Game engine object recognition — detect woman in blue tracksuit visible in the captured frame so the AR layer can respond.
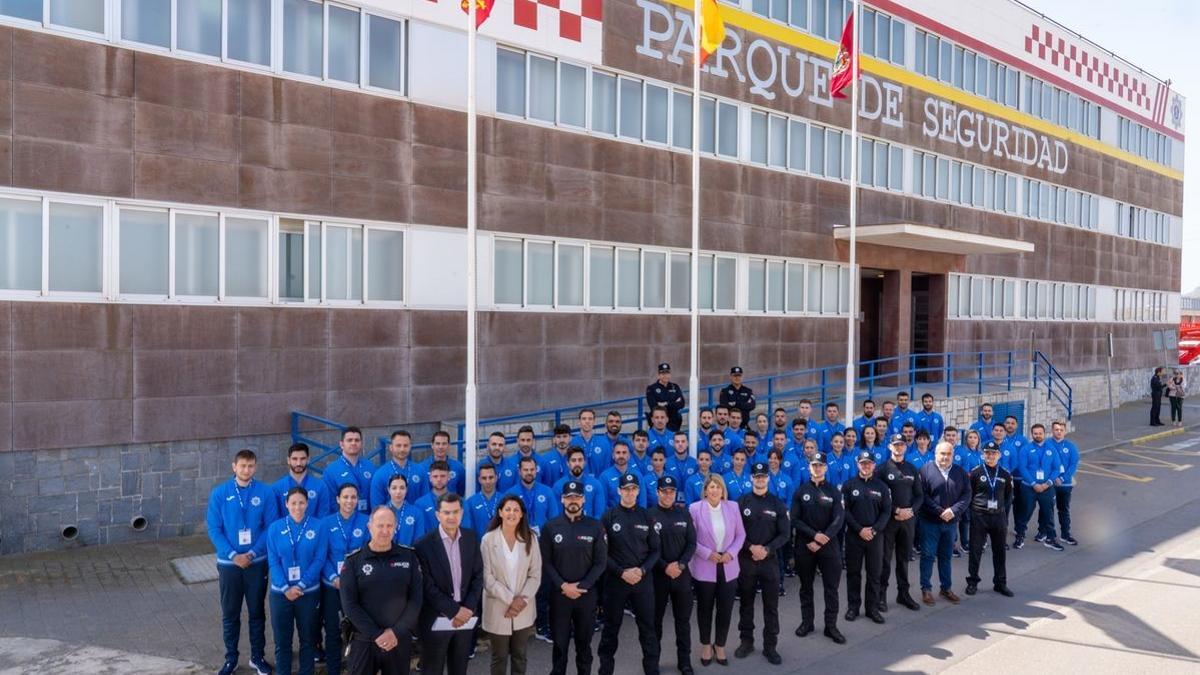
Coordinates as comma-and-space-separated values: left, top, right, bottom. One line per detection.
320, 483, 369, 675
267, 487, 328, 675
386, 473, 427, 546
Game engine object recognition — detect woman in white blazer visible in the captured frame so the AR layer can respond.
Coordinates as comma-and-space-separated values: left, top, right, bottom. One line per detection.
481, 494, 543, 675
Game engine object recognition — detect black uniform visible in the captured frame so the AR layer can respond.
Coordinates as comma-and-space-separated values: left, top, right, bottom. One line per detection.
598, 505, 662, 675
646, 381, 686, 432
719, 384, 756, 429
541, 513, 607, 675
648, 503, 697, 670
877, 458, 924, 602
841, 475, 892, 616
967, 464, 1014, 588
338, 544, 423, 675
736, 490, 790, 652
790, 480, 844, 630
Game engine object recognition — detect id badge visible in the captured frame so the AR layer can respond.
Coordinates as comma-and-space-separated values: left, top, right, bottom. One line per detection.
337, 561, 345, 574
358, 498, 368, 512
986, 499, 999, 511
238, 529, 252, 546
1035, 470, 1045, 481
288, 566, 301, 582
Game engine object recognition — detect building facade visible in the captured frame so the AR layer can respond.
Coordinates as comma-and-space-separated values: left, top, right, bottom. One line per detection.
0, 0, 1184, 553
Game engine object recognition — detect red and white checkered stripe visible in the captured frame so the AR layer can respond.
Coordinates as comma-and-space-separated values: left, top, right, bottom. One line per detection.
512, 0, 603, 42
1023, 24, 1156, 115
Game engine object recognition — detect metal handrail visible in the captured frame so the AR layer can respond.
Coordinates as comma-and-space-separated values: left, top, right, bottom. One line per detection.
1032, 350, 1074, 420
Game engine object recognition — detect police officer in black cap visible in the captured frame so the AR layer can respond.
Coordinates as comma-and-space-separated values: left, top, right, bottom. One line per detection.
648, 475, 697, 674
735, 462, 788, 665
598, 473, 662, 675
719, 367, 756, 430
790, 452, 846, 644
541, 480, 608, 675
646, 363, 686, 432
841, 451, 891, 625
966, 442, 1015, 597
877, 434, 924, 612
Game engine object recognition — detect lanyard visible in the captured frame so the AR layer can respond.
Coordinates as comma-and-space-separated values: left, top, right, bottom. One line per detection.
335, 514, 353, 548
287, 517, 310, 560
983, 466, 1000, 497
233, 480, 252, 529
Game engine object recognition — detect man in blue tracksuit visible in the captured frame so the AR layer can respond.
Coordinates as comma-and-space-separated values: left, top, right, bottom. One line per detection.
421, 430, 466, 496
914, 394, 945, 445
887, 392, 917, 437
852, 399, 877, 436
647, 409, 674, 455
465, 464, 502, 534
1001, 417, 1029, 540
369, 430, 424, 508
505, 455, 560, 535
1050, 421, 1080, 546
573, 409, 611, 476
501, 425, 544, 488
814, 403, 847, 454
321, 427, 376, 515
272, 443, 333, 519
602, 441, 648, 508
666, 432, 700, 485
208, 449, 279, 675
415, 461, 453, 531
969, 403, 996, 439
1013, 424, 1062, 551
553, 446, 607, 518
540, 424, 573, 488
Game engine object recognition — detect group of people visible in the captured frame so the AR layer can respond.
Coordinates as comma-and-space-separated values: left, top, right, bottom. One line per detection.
1149, 367, 1187, 427
207, 365, 1083, 675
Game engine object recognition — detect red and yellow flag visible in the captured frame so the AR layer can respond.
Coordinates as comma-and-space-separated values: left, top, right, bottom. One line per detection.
698, 0, 726, 66
461, 0, 496, 28
829, 11, 859, 99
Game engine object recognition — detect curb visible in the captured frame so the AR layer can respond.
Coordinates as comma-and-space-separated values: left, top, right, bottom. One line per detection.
1081, 424, 1199, 455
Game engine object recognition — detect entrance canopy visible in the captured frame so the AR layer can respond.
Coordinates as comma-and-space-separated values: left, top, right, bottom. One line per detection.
832, 223, 1034, 255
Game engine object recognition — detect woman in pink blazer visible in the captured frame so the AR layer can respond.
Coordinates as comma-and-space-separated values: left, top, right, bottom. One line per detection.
688, 474, 746, 666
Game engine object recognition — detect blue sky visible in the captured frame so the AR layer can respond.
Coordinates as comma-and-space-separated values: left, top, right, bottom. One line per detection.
1020, 0, 1197, 293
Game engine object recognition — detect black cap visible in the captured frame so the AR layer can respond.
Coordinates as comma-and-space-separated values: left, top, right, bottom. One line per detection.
730, 366, 744, 375
809, 451, 828, 465
856, 450, 877, 464
658, 362, 671, 373
619, 473, 640, 489
657, 475, 678, 490
750, 461, 769, 476
983, 441, 1001, 453
889, 434, 906, 446
562, 481, 585, 497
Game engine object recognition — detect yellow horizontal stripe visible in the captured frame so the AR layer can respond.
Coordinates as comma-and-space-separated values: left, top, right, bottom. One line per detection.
661, 0, 1183, 181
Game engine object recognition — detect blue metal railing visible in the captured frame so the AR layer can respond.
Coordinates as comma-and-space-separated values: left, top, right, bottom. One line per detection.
294, 349, 1042, 461
1032, 350, 1074, 420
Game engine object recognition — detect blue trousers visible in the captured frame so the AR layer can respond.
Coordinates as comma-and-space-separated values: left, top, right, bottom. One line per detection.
1055, 485, 1073, 539
1032, 485, 1057, 540
1011, 480, 1029, 537
269, 591, 320, 675
919, 520, 956, 592
320, 585, 343, 675
218, 561, 268, 664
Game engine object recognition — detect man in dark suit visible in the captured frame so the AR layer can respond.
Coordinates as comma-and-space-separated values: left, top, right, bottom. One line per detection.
916, 442, 971, 606
414, 493, 483, 675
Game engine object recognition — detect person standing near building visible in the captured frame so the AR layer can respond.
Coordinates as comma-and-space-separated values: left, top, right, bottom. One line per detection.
689, 475, 744, 666
371, 431, 424, 508
423, 431, 467, 496
340, 507, 423, 675
914, 394, 945, 444
272, 443, 332, 519
320, 483, 370, 675
541, 481, 607, 675
598, 474, 662, 675
414, 494, 483, 675
266, 487, 327, 675
1050, 421, 1080, 546
734, 462, 789, 666
841, 452, 891, 624
209, 449, 278, 675
1150, 366, 1167, 426
480, 495, 542, 675
648, 476, 697, 675
1016, 424, 1063, 551
877, 435, 923, 612
917, 442, 971, 606
385, 474, 427, 547
969, 403, 996, 439
791, 452, 846, 644
965, 442, 1014, 598
1167, 369, 1187, 427
323, 427, 376, 514
720, 367, 756, 430
646, 363, 686, 432
504, 456, 558, 536
551, 447, 606, 518
465, 464, 502, 534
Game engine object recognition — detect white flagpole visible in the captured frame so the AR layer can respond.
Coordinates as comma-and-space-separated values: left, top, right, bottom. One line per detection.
844, 0, 860, 425
688, 0, 701, 460
465, 0, 479, 497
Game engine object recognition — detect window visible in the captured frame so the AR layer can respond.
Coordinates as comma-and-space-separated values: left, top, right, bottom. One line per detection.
591, 72, 616, 135
642, 250, 666, 308
494, 239, 523, 305
119, 209, 169, 296
283, 0, 323, 78
748, 260, 766, 311
617, 249, 640, 308
178, 0, 222, 57
226, 217, 269, 298
669, 253, 690, 310
122, 0, 170, 47
618, 77, 642, 140
786, 262, 804, 311
497, 49, 526, 116
47, 202, 103, 293
50, 0, 104, 33
589, 246, 614, 308
328, 4, 361, 84
278, 219, 305, 301
560, 63, 587, 128
646, 84, 669, 144
529, 55, 557, 123
325, 224, 363, 302
526, 241, 553, 306
367, 14, 404, 92
672, 91, 693, 150
176, 213, 219, 296
228, 0, 271, 66
0, 196, 41, 291
717, 102, 738, 157
367, 228, 404, 302
0, 0, 40, 22
557, 244, 584, 306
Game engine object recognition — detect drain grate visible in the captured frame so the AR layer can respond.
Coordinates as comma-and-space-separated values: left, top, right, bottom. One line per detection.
170, 554, 218, 584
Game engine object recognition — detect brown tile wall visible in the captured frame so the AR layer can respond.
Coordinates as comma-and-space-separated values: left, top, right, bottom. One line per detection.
0, 302, 853, 451
944, 320, 1175, 373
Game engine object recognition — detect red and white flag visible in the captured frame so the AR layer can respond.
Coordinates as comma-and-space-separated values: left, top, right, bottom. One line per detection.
829, 12, 859, 99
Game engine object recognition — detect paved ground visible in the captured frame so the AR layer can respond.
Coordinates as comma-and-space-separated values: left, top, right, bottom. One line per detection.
1, 400, 1199, 673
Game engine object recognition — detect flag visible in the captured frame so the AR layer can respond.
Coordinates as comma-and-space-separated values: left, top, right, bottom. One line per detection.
461, 0, 496, 28
829, 11, 859, 99
698, 0, 726, 66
